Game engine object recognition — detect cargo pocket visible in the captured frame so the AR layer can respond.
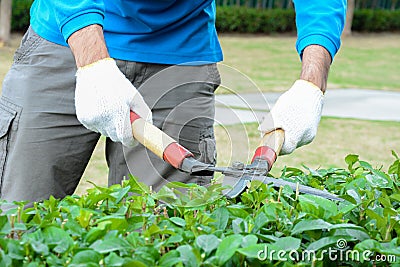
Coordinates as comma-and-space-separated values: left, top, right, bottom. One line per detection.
0, 98, 19, 192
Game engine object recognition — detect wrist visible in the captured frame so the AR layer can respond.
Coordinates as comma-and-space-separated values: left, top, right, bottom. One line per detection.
68, 24, 109, 68
299, 45, 331, 93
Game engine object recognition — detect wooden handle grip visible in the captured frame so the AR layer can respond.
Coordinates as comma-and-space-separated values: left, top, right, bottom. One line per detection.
130, 112, 175, 159
130, 112, 193, 169
260, 128, 285, 155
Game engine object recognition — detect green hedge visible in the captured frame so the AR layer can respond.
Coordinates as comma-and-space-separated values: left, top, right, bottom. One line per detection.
216, 6, 400, 33
216, 7, 296, 33
352, 9, 400, 32
11, 0, 34, 32
0, 153, 400, 266
10, 3, 400, 33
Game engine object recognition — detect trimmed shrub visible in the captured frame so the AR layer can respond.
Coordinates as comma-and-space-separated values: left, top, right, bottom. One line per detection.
9, 3, 400, 33
216, 7, 400, 34
352, 9, 400, 32
216, 7, 296, 33
0, 153, 399, 266
11, 0, 34, 32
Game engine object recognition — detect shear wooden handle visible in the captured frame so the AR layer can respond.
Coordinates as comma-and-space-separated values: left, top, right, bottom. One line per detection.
130, 111, 193, 169
251, 129, 285, 170
260, 128, 285, 154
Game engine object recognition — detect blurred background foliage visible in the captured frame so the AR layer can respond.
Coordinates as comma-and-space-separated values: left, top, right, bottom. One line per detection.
9, 0, 400, 33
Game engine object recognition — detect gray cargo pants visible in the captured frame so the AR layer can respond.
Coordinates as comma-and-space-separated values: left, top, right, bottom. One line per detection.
0, 27, 220, 203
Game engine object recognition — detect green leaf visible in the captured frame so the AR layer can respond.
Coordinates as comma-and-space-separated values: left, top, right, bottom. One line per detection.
169, 217, 186, 228
90, 236, 132, 254
30, 240, 49, 255
345, 154, 359, 172
70, 250, 101, 266
7, 239, 25, 260
0, 250, 12, 267
241, 235, 258, 248
109, 186, 131, 204
359, 160, 373, 170
120, 259, 148, 267
158, 250, 181, 267
216, 234, 243, 265
177, 245, 198, 267
166, 181, 199, 189
273, 236, 301, 251
252, 212, 269, 233
154, 186, 178, 203
329, 223, 366, 231
104, 252, 125, 267
97, 215, 129, 231
210, 207, 229, 230
366, 173, 392, 188
0, 216, 8, 231
390, 194, 400, 202
388, 158, 400, 177
298, 195, 338, 220
166, 234, 183, 245
232, 218, 248, 234
307, 236, 351, 251
76, 208, 93, 228
85, 227, 108, 245
237, 243, 268, 259
227, 204, 250, 219
42, 226, 73, 254
354, 239, 383, 252
144, 224, 161, 237
195, 235, 220, 254
334, 229, 370, 241
291, 219, 331, 235
127, 175, 150, 194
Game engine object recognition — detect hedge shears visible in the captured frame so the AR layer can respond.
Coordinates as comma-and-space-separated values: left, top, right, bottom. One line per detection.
130, 111, 342, 201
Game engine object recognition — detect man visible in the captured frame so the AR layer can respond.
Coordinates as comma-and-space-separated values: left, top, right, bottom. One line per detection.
0, 1, 346, 203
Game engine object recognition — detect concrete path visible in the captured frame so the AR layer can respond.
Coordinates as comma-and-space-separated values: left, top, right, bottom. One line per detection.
215, 88, 400, 125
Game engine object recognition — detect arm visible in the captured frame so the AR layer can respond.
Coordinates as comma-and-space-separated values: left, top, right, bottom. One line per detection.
294, 0, 346, 91
59, 15, 152, 146
300, 44, 331, 93
259, 1, 346, 155
67, 24, 109, 67
294, 0, 347, 63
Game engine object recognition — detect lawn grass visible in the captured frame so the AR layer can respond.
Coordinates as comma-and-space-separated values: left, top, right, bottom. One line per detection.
0, 34, 20, 86
219, 33, 400, 93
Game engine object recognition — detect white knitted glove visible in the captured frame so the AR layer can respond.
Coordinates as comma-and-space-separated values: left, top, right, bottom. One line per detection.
258, 80, 324, 155
75, 58, 152, 147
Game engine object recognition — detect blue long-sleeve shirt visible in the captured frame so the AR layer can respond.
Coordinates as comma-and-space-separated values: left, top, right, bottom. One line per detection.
30, 0, 346, 65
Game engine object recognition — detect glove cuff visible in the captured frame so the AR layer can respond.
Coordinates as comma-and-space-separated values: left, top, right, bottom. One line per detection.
76, 57, 116, 75
290, 79, 324, 110
292, 79, 323, 96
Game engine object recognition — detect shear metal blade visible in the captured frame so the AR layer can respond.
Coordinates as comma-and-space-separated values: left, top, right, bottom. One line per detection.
222, 174, 343, 201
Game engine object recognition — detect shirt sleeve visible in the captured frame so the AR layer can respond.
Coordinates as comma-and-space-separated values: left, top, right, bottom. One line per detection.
52, 1, 105, 42
293, 0, 346, 61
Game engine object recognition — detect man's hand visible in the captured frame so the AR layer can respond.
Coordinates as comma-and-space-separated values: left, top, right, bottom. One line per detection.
68, 25, 152, 146
75, 58, 152, 146
259, 45, 330, 155
258, 80, 323, 155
